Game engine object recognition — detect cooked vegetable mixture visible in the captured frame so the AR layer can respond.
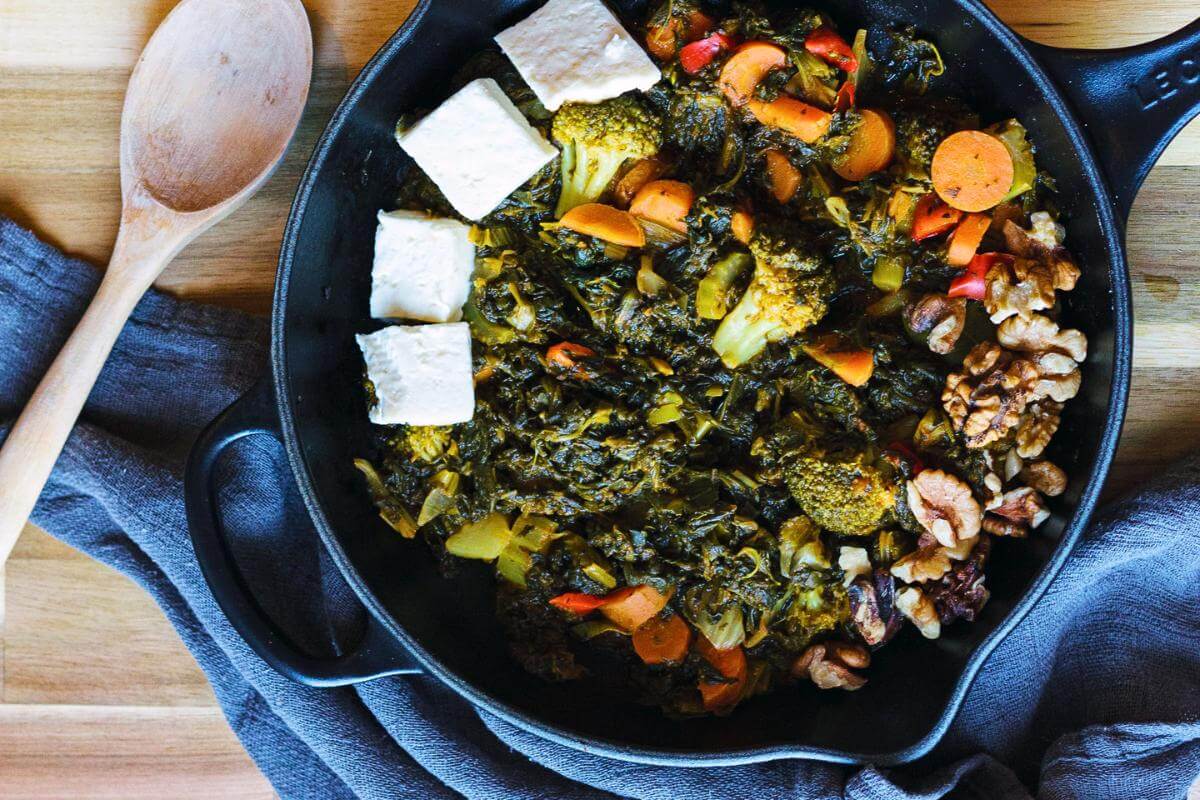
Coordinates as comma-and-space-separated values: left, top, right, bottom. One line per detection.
359, 1, 1087, 715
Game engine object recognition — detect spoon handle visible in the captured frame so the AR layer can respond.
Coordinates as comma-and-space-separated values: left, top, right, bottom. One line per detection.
0, 216, 175, 564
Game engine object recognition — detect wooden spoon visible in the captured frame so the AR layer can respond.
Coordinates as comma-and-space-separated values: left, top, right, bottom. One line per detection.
0, 0, 312, 563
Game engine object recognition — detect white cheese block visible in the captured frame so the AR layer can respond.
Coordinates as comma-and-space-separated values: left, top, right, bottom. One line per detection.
495, 0, 661, 111
357, 323, 475, 426
396, 78, 558, 220
370, 210, 474, 323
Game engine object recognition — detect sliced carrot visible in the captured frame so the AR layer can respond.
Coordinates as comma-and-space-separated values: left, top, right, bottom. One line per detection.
613, 157, 668, 207
629, 179, 695, 234
599, 584, 671, 631
765, 150, 802, 203
645, 10, 715, 60
731, 206, 755, 244
803, 336, 875, 387
747, 96, 832, 142
931, 130, 1015, 212
695, 636, 748, 712
911, 193, 963, 242
632, 614, 692, 665
718, 41, 788, 106
833, 108, 895, 181
549, 592, 607, 615
560, 203, 646, 247
546, 342, 595, 373
804, 26, 858, 73
946, 212, 991, 267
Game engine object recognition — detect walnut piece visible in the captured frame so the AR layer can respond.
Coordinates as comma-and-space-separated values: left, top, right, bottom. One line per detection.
895, 587, 941, 639
943, 343, 1039, 448
940, 535, 979, 561
997, 314, 1086, 403
1026, 211, 1066, 249
1015, 400, 1063, 458
997, 314, 1087, 360
838, 546, 872, 587
792, 642, 869, 690
907, 294, 967, 355
906, 469, 982, 547
984, 226, 1080, 325
891, 547, 951, 583
1003, 220, 1080, 292
991, 487, 1050, 529
1022, 460, 1067, 497
982, 515, 1028, 537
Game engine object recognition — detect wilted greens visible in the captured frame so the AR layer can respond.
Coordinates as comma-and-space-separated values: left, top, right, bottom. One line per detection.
361, 2, 1069, 716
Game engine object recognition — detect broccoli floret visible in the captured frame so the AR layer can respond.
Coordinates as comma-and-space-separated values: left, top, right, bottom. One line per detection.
785, 451, 897, 536
551, 97, 662, 217
774, 580, 849, 652
712, 225, 832, 368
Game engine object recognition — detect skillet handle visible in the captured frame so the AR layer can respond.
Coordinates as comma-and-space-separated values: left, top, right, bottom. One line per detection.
185, 379, 421, 686
1024, 18, 1200, 223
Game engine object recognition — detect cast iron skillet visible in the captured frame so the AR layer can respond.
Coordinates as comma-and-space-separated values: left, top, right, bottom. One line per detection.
186, 0, 1200, 766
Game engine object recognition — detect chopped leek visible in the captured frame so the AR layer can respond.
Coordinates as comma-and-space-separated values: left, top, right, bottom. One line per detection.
445, 513, 512, 560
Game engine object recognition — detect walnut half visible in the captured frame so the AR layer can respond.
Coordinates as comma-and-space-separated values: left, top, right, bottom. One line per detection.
792, 642, 870, 690
906, 469, 982, 547
943, 342, 1038, 448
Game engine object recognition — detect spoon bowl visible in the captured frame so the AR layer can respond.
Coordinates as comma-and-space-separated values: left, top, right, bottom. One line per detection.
0, 0, 312, 562
123, 0, 311, 213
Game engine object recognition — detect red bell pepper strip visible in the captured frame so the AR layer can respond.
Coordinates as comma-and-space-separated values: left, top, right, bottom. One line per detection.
948, 252, 1011, 301
886, 441, 926, 475
833, 80, 856, 112
549, 592, 609, 615
679, 32, 737, 74
805, 26, 858, 73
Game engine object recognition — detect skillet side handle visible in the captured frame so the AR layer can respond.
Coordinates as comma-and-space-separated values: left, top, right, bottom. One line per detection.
1024, 19, 1200, 223
185, 379, 421, 687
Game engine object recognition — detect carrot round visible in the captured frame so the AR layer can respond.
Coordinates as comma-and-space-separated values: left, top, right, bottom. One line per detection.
765, 150, 802, 203
931, 130, 1015, 212
748, 96, 831, 143
629, 179, 695, 234
803, 336, 875, 387
911, 193, 963, 241
632, 614, 692, 665
613, 157, 667, 207
946, 212, 992, 267
718, 41, 788, 106
695, 635, 748, 712
731, 206, 755, 244
560, 203, 646, 247
599, 584, 671, 631
833, 108, 895, 181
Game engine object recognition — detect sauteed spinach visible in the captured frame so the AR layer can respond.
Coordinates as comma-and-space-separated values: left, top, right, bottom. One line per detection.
359, 1, 1086, 716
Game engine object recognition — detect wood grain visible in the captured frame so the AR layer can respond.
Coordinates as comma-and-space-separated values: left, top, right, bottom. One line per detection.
0, 0, 1197, 796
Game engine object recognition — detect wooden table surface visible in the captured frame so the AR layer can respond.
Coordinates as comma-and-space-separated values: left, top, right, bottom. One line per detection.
1, 1, 1197, 796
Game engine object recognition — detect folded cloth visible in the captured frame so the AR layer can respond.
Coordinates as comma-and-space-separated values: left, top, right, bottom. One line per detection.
1, 216, 1197, 800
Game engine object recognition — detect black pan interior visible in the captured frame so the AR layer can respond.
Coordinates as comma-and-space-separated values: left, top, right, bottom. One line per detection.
274, 0, 1125, 761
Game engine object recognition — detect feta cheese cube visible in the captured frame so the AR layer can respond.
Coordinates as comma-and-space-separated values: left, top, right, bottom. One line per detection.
397, 78, 557, 220
371, 210, 474, 323
356, 323, 475, 426
495, 0, 661, 111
